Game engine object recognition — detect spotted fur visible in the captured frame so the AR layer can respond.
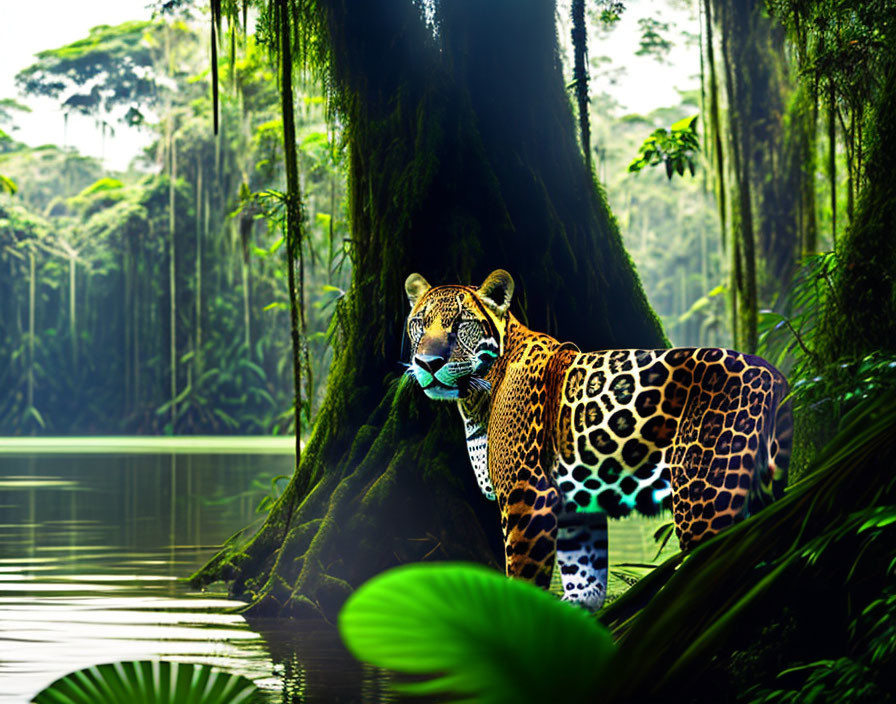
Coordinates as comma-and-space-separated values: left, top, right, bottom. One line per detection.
404, 270, 792, 609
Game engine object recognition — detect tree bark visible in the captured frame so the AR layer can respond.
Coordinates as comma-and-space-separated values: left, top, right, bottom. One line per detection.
192, 0, 666, 620
819, 65, 896, 360
703, 0, 727, 247
719, 5, 758, 351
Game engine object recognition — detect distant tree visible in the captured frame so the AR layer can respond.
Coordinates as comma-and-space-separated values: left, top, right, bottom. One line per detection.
636, 17, 675, 62
15, 21, 182, 127
0, 98, 31, 126
1, 18, 344, 436
0, 99, 30, 155
0, 200, 51, 433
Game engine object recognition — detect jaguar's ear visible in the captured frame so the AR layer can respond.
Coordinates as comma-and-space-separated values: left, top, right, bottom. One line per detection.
404, 273, 431, 308
476, 269, 514, 317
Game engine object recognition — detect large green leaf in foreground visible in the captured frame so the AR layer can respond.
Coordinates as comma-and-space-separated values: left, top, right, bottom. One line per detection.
31, 660, 263, 704
339, 562, 616, 702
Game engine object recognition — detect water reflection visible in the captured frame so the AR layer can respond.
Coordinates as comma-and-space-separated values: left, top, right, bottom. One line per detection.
0, 448, 301, 702
0, 444, 674, 703
252, 622, 395, 703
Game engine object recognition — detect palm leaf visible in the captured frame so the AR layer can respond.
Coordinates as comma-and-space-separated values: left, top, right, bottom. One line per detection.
31, 660, 263, 704
0, 173, 18, 195
339, 562, 617, 703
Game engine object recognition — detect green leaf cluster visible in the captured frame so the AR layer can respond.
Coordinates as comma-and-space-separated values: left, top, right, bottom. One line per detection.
628, 114, 700, 179
756, 252, 896, 421
599, 3, 626, 25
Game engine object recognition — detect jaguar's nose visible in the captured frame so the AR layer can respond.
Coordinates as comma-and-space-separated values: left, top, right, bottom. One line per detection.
414, 354, 446, 375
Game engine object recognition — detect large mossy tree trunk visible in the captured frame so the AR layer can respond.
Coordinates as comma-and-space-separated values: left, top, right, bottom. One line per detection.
819, 64, 896, 361
193, 0, 665, 620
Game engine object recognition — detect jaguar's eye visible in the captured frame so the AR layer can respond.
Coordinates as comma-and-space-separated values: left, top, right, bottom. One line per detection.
408, 317, 424, 343
457, 320, 482, 348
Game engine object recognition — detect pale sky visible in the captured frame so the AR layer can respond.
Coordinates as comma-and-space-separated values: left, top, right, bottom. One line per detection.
0, 0, 699, 173
582, 2, 700, 114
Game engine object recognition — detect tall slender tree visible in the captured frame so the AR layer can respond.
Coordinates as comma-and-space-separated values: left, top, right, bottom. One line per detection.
276, 0, 307, 465
705, 0, 816, 349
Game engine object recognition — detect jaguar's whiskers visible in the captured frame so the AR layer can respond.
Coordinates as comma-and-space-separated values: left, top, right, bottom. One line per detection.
468, 377, 492, 393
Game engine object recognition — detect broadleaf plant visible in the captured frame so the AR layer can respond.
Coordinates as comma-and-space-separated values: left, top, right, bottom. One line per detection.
338, 562, 617, 702
628, 114, 700, 180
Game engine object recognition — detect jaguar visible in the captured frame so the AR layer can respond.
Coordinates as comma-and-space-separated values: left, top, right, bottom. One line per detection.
404, 269, 792, 610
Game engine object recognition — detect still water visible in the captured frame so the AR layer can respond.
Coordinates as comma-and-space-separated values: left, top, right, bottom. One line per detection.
0, 439, 670, 703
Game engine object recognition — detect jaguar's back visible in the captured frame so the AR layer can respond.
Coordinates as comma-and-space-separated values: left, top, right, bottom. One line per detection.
554, 347, 791, 548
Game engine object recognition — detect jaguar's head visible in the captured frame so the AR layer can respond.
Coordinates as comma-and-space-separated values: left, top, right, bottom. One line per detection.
403, 269, 514, 400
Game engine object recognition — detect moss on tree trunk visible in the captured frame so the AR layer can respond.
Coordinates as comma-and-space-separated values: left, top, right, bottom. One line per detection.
192, 0, 666, 620
819, 65, 896, 361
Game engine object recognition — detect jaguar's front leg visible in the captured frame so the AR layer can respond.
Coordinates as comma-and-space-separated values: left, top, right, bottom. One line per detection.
500, 476, 562, 589
556, 511, 608, 610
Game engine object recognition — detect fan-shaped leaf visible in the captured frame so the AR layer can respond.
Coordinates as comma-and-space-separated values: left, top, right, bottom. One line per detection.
339, 562, 616, 703
31, 660, 263, 704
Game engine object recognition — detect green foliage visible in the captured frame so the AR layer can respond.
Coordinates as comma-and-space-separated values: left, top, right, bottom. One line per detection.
628, 115, 700, 179
749, 658, 886, 704
768, 0, 895, 109
635, 17, 674, 62
747, 585, 896, 703
67, 177, 127, 217
0, 173, 17, 195
756, 253, 834, 371
597, 2, 626, 25
0, 145, 103, 213
768, 0, 896, 231
31, 660, 264, 704
339, 562, 617, 702
757, 252, 896, 420
253, 473, 291, 513
789, 352, 896, 415
0, 18, 350, 435
0, 97, 31, 125
77, 177, 125, 197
